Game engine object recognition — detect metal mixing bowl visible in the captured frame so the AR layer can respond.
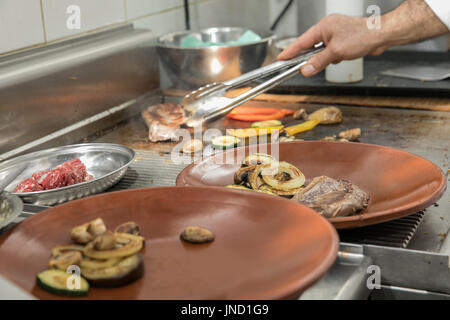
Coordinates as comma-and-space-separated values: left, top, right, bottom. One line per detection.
157, 27, 275, 87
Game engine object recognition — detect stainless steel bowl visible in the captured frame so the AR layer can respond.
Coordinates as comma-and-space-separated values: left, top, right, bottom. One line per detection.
157, 27, 275, 87
0, 143, 135, 206
0, 192, 23, 230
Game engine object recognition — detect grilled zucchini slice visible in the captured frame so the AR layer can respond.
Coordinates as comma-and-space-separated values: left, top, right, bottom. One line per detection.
36, 269, 89, 297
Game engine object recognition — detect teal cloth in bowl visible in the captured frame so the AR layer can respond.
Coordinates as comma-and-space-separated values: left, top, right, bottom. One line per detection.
180, 30, 262, 48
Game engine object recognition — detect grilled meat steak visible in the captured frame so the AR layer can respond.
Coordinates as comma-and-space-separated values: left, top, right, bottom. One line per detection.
141, 103, 186, 142
293, 176, 369, 218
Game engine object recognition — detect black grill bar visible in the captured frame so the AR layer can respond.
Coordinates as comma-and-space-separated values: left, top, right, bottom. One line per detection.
339, 211, 425, 248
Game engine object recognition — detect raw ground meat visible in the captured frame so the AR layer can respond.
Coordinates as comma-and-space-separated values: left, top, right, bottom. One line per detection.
13, 158, 92, 193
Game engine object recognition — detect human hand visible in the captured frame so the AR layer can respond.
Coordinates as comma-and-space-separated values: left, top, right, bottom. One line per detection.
277, 14, 384, 77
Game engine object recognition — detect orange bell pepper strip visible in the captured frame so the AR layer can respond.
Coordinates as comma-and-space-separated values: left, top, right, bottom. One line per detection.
226, 126, 285, 139
227, 107, 294, 121
284, 119, 320, 136
227, 110, 286, 121
228, 106, 281, 115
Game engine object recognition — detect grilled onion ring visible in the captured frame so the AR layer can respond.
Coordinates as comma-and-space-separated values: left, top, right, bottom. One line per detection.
261, 161, 305, 191
84, 233, 143, 260
243, 153, 276, 167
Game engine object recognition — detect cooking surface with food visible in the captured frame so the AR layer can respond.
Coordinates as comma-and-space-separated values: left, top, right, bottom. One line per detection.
227, 153, 370, 218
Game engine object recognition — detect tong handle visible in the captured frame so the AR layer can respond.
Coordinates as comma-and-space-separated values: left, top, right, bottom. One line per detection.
205, 61, 308, 121
223, 42, 325, 89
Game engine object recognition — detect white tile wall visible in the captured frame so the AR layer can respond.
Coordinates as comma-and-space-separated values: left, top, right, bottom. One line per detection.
0, 0, 274, 56
126, 0, 183, 20
133, 7, 186, 36
41, 0, 126, 42
0, 0, 45, 54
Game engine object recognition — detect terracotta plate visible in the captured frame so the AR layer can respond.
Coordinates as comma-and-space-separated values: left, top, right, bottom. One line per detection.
176, 141, 447, 229
0, 187, 338, 300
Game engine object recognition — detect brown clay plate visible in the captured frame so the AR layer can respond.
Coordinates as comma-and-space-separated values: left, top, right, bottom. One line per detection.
0, 187, 339, 300
176, 141, 447, 229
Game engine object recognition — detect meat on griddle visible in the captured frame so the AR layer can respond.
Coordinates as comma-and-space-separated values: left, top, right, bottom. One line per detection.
293, 176, 369, 218
141, 103, 186, 142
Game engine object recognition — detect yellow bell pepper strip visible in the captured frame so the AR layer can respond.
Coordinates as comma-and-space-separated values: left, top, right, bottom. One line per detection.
284, 119, 320, 136
226, 126, 284, 139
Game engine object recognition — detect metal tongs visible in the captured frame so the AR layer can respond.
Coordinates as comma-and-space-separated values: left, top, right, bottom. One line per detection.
183, 42, 325, 127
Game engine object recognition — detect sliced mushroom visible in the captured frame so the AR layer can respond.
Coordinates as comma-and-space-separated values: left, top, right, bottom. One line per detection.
87, 218, 107, 237
48, 251, 83, 270
70, 224, 94, 245
307, 107, 342, 124
114, 222, 140, 236
71, 218, 107, 244
338, 128, 361, 141
234, 165, 256, 185
293, 108, 308, 120
93, 232, 116, 251
182, 139, 203, 154
180, 226, 215, 244
321, 135, 337, 142
249, 166, 267, 190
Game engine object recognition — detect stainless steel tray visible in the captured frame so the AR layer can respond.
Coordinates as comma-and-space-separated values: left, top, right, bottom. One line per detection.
0, 143, 135, 206
0, 192, 23, 230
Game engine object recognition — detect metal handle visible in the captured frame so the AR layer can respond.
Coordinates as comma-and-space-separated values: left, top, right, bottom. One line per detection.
204, 61, 308, 121
222, 42, 325, 88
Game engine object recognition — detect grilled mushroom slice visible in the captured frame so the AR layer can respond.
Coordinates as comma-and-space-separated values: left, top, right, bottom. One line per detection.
249, 166, 267, 190
180, 226, 215, 244
234, 165, 256, 185
338, 128, 361, 141
87, 218, 108, 237
71, 218, 107, 244
92, 232, 116, 251
114, 222, 140, 236
48, 251, 83, 270
307, 107, 342, 124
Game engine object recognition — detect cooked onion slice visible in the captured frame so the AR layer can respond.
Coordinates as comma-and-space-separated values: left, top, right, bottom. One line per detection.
84, 233, 143, 260
261, 162, 305, 191
243, 153, 276, 166
259, 184, 302, 197
249, 166, 266, 190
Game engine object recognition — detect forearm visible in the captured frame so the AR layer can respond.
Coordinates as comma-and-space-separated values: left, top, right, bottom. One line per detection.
376, 0, 449, 51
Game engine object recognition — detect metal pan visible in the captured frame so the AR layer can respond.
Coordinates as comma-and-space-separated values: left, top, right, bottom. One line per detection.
0, 192, 23, 230
0, 143, 135, 206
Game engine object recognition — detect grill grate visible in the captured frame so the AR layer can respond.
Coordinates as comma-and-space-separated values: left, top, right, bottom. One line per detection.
338, 211, 425, 248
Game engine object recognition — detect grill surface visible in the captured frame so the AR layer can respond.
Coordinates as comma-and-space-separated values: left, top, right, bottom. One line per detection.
3, 101, 448, 252
339, 211, 425, 248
